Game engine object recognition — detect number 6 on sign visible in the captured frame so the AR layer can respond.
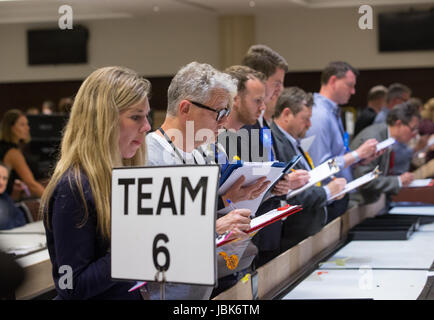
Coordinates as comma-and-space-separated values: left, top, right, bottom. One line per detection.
111, 165, 219, 286
153, 233, 170, 271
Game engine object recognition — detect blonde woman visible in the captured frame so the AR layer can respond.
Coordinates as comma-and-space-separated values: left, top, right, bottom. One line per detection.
40, 66, 151, 299
0, 109, 45, 198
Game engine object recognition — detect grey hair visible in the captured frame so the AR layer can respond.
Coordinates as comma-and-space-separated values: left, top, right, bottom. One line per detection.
167, 62, 238, 116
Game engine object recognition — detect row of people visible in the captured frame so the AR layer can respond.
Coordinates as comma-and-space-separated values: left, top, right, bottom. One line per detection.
22, 44, 425, 300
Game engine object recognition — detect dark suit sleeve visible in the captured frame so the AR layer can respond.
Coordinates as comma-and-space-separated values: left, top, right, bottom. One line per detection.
350, 129, 400, 199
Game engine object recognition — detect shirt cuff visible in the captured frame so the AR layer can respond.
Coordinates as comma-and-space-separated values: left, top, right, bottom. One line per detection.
336, 155, 346, 170
397, 176, 402, 188
323, 185, 332, 201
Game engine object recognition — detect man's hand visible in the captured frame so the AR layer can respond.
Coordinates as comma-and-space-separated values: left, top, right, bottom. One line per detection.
399, 172, 414, 187
222, 175, 270, 204
326, 177, 347, 200
356, 138, 378, 160
216, 209, 251, 240
272, 170, 310, 196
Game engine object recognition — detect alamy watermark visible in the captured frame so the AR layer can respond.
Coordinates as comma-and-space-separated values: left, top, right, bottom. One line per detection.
58, 265, 73, 290
58, 5, 73, 30
358, 5, 373, 30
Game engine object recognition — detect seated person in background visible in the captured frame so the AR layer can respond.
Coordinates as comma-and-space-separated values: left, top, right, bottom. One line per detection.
0, 162, 26, 230
271, 87, 347, 251
0, 109, 45, 199
354, 85, 387, 137
418, 98, 434, 163
350, 101, 420, 206
40, 66, 152, 300
373, 83, 411, 124
41, 100, 55, 115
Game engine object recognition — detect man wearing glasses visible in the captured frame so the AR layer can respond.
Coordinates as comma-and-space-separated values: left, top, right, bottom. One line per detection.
146, 62, 268, 299
350, 101, 420, 206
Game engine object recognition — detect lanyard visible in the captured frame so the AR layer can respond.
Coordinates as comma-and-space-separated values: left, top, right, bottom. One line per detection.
158, 127, 198, 165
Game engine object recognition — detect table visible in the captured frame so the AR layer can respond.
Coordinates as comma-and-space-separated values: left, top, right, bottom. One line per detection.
281, 210, 434, 300
0, 221, 54, 299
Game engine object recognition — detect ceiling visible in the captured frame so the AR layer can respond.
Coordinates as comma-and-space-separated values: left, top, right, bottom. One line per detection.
0, 0, 433, 24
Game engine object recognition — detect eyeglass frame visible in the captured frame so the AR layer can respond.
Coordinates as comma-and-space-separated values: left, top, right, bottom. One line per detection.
188, 100, 231, 121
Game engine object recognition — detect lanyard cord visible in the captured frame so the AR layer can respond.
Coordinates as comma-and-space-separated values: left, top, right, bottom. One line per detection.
158, 127, 198, 165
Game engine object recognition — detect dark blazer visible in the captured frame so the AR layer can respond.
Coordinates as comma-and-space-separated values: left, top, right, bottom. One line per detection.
270, 121, 328, 251
350, 123, 401, 205
354, 107, 377, 137
230, 120, 284, 254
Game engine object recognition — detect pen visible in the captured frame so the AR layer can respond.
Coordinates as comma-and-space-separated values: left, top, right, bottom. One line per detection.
291, 168, 296, 173
227, 199, 236, 210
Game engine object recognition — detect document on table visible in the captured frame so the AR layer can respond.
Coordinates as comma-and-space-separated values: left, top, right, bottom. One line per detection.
389, 206, 434, 216
287, 158, 340, 199
376, 137, 395, 152
329, 166, 380, 201
407, 179, 434, 188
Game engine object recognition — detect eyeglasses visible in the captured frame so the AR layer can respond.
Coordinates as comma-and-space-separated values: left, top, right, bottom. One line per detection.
189, 100, 230, 121
406, 124, 419, 134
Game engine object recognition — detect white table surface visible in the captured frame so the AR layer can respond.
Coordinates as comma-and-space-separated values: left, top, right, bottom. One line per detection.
282, 216, 434, 300
282, 269, 430, 300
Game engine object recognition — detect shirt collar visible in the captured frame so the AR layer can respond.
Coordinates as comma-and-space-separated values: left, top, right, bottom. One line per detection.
275, 122, 299, 148
315, 92, 339, 115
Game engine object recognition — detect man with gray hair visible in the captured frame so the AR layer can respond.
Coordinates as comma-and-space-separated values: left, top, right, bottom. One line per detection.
146, 62, 266, 299
350, 101, 419, 205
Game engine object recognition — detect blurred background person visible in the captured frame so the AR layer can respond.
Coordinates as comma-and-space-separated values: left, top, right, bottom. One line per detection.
0, 109, 45, 199
0, 162, 27, 230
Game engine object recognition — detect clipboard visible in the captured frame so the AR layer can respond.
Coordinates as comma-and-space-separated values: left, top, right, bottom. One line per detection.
329, 166, 381, 201
217, 204, 302, 247
287, 158, 340, 199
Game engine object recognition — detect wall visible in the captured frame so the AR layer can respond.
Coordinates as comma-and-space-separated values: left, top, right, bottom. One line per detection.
0, 14, 219, 83
1, 5, 434, 83
256, 5, 434, 72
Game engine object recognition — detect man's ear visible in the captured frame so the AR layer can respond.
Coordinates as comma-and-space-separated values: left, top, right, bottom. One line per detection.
178, 100, 191, 117
232, 95, 240, 110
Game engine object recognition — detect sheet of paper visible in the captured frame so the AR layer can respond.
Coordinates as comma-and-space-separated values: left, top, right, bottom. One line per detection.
407, 179, 433, 188
329, 169, 378, 201
300, 135, 315, 152
287, 158, 340, 199
217, 162, 286, 216
376, 137, 395, 152
389, 206, 434, 216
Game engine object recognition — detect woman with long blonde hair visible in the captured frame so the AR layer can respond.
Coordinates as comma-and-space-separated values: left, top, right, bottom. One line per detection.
40, 66, 151, 299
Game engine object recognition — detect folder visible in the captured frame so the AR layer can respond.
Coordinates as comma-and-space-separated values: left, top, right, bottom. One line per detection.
329, 166, 380, 201
287, 158, 340, 199
217, 204, 302, 247
217, 156, 301, 216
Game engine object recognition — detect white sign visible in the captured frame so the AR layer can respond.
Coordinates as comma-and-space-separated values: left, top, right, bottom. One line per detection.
111, 165, 220, 286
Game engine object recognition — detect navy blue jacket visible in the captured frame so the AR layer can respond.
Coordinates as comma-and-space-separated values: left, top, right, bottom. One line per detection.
44, 170, 141, 300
